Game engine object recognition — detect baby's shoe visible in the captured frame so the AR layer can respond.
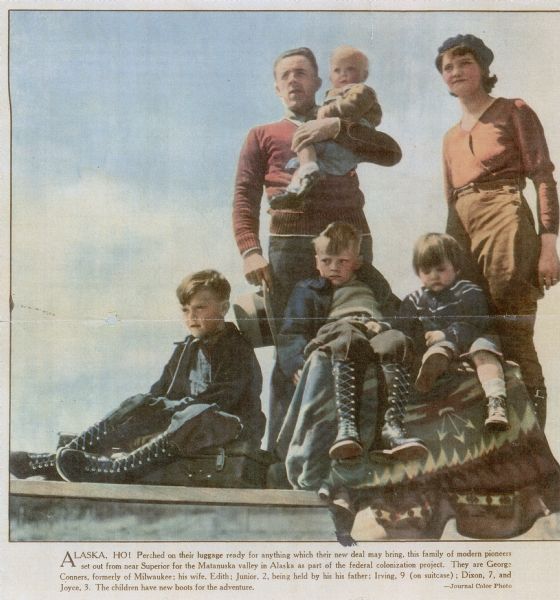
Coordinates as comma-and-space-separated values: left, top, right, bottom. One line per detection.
269, 162, 321, 210
290, 162, 321, 195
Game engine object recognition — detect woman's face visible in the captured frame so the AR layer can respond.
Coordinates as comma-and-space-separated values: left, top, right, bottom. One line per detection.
440, 50, 484, 97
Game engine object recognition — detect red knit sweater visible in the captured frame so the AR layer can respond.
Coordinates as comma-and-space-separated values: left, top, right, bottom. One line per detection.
233, 119, 370, 255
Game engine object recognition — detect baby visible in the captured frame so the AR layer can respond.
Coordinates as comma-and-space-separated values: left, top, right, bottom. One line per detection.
270, 45, 382, 209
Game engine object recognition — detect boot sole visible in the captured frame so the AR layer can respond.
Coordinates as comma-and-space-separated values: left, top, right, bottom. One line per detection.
379, 441, 429, 461
484, 418, 509, 431
55, 447, 76, 482
329, 440, 363, 460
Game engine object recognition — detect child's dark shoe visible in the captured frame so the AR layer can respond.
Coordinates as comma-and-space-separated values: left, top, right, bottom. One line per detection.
269, 190, 305, 211
415, 350, 451, 393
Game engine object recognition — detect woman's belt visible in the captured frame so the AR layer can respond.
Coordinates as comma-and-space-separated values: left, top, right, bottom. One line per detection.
453, 178, 524, 201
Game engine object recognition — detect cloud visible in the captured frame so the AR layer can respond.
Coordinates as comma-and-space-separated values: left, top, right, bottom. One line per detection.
12, 171, 245, 321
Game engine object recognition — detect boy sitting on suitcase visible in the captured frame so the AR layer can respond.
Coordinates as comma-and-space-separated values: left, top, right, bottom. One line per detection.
10, 269, 266, 483
278, 222, 427, 460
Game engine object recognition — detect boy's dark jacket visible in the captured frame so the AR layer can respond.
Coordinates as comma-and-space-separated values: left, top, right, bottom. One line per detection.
149, 322, 266, 445
395, 280, 491, 355
278, 265, 400, 379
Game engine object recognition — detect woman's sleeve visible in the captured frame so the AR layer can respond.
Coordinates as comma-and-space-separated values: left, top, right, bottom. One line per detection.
512, 99, 559, 235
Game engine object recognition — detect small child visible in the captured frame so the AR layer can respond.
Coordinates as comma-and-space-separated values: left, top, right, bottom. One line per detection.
397, 233, 509, 430
270, 45, 382, 209
278, 222, 427, 460
10, 270, 266, 482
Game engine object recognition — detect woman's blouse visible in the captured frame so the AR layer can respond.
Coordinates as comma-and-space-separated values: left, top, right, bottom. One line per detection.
443, 97, 559, 235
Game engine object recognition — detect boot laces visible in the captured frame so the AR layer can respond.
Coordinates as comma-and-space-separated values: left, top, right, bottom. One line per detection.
333, 362, 357, 419
71, 421, 111, 451
333, 361, 359, 438
383, 364, 413, 434
112, 434, 169, 473
487, 396, 506, 414
385, 365, 411, 417
30, 452, 56, 470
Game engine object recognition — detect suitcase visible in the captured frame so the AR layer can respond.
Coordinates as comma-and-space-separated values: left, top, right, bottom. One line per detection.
136, 440, 277, 488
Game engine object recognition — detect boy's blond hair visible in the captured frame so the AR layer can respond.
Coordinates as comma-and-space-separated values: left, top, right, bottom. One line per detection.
176, 269, 231, 305
331, 45, 369, 81
313, 222, 361, 256
412, 233, 463, 275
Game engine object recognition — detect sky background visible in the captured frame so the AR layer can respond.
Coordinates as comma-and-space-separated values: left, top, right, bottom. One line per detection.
8, 9, 560, 459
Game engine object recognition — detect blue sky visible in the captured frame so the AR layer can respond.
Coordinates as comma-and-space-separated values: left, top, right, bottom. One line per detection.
9, 9, 560, 452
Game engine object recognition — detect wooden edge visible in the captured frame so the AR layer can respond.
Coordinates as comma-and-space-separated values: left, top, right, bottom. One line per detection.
10, 480, 327, 508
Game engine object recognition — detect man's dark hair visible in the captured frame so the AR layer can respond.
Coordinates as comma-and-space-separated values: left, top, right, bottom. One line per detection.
273, 47, 319, 77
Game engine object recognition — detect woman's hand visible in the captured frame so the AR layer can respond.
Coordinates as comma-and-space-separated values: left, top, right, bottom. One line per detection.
291, 117, 341, 153
425, 330, 446, 346
538, 233, 560, 290
293, 370, 303, 385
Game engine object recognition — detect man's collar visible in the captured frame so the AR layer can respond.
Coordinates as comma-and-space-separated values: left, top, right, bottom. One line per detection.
283, 105, 319, 124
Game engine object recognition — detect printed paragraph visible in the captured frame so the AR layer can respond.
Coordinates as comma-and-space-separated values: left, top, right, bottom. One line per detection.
57, 547, 514, 594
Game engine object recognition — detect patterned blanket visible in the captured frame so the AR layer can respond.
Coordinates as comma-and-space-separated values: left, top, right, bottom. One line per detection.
278, 351, 560, 540
332, 362, 560, 540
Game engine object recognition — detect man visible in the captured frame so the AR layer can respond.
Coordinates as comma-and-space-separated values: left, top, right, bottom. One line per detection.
233, 47, 401, 449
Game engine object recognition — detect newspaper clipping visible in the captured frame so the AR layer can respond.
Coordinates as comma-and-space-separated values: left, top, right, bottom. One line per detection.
2, 1, 559, 598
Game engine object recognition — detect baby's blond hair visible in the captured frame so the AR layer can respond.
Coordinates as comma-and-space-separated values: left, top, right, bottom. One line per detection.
330, 45, 369, 81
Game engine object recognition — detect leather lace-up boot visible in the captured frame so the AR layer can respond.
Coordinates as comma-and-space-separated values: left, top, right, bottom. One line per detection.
56, 432, 178, 483
329, 360, 363, 460
380, 363, 428, 460
10, 419, 119, 480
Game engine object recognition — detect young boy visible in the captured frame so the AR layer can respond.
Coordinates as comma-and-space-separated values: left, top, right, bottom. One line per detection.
278, 222, 427, 460
396, 233, 509, 430
270, 45, 383, 209
10, 270, 266, 482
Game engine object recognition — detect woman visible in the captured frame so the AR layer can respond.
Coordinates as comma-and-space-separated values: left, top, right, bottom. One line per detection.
435, 34, 560, 428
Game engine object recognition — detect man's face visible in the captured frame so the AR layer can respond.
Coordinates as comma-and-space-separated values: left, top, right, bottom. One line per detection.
315, 248, 362, 287
182, 289, 228, 339
274, 55, 321, 114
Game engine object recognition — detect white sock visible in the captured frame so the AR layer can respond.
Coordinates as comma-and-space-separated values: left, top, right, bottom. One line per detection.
481, 377, 506, 399
298, 161, 319, 176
